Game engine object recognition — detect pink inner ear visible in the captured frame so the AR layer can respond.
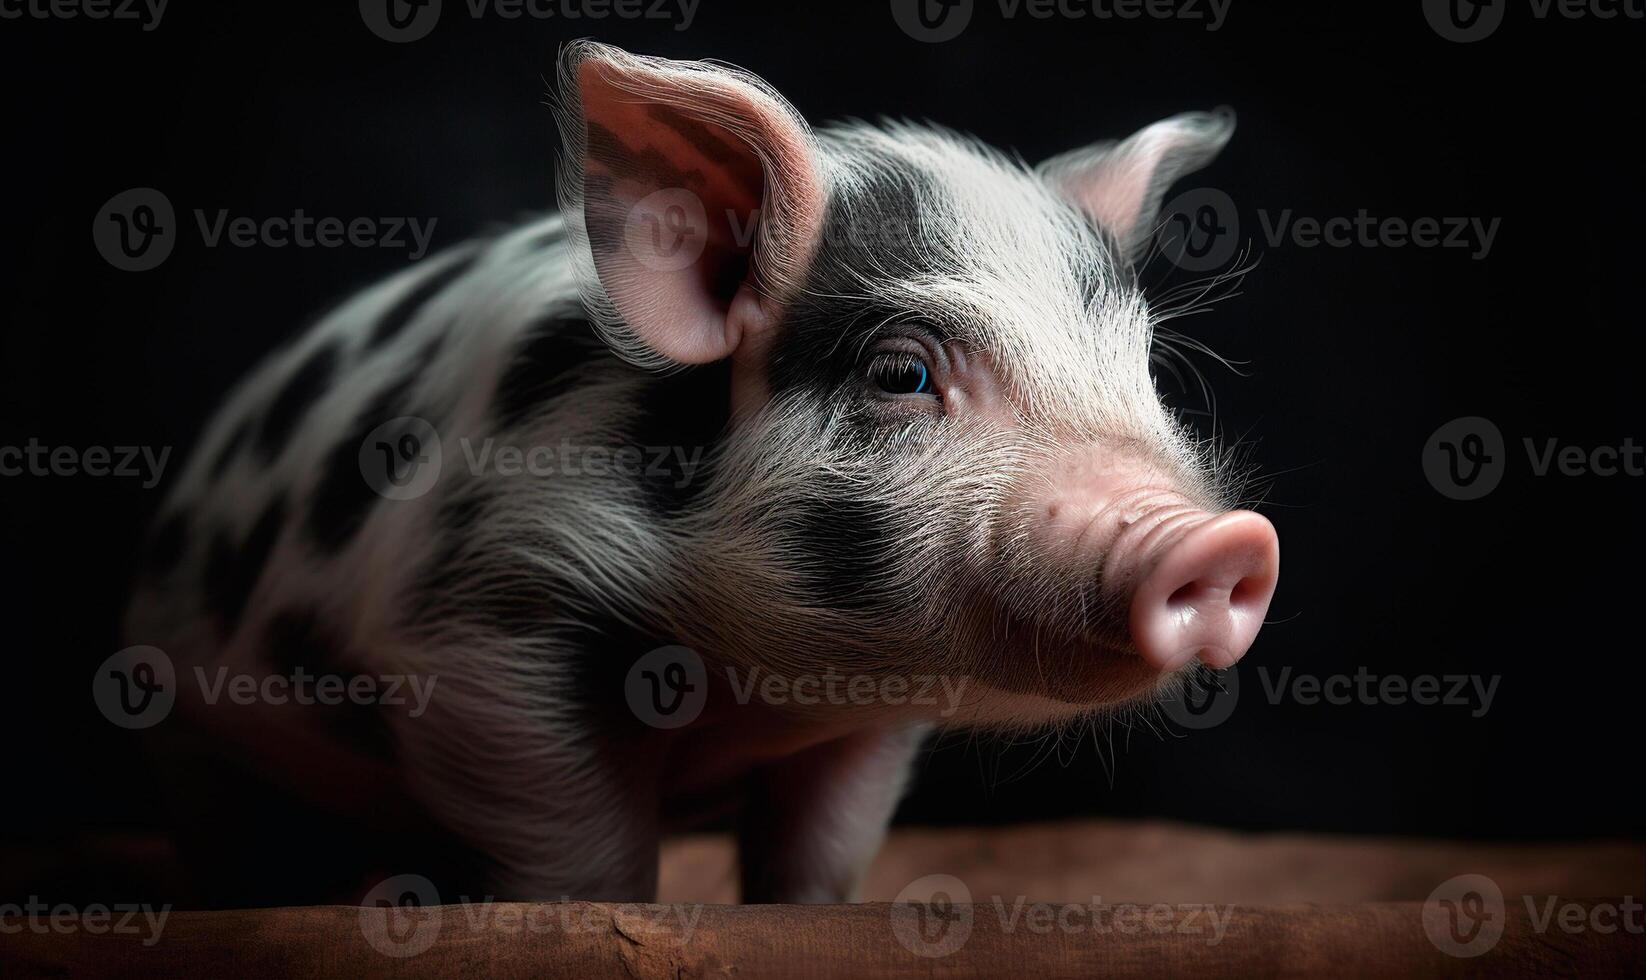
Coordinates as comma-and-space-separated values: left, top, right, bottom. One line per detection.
1062, 154, 1152, 245
1043, 111, 1233, 262
575, 58, 821, 365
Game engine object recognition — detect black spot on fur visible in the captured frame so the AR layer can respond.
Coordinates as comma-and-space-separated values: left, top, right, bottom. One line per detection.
625, 362, 729, 512
257, 343, 339, 460
203, 495, 286, 631
367, 252, 479, 349
142, 511, 188, 575
561, 617, 678, 737
307, 373, 421, 555
786, 489, 893, 613
410, 491, 490, 605
769, 164, 937, 399
264, 606, 346, 678
491, 316, 602, 431
264, 608, 397, 761
210, 417, 254, 480
410, 332, 445, 375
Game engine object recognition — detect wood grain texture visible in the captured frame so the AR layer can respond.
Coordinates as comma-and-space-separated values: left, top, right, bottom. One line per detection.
6, 899, 1644, 979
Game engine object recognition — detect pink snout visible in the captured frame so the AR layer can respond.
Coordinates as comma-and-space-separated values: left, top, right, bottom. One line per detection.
1123, 510, 1279, 672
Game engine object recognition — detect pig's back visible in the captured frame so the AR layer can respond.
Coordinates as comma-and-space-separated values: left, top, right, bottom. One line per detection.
122, 212, 615, 696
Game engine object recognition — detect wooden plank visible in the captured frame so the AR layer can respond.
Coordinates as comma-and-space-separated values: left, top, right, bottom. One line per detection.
5, 899, 1643, 979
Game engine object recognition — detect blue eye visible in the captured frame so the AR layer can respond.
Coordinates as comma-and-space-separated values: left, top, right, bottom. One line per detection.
868, 354, 933, 396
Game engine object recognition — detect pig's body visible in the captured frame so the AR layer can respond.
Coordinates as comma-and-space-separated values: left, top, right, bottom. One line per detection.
127, 43, 1280, 906
128, 211, 927, 903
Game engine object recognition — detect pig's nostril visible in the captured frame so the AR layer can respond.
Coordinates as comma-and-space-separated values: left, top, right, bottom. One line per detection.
1126, 510, 1280, 672
1229, 574, 1267, 612
1166, 580, 1222, 611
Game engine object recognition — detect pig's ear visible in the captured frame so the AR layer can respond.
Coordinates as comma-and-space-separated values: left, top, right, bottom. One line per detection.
1039, 109, 1234, 264
552, 41, 825, 368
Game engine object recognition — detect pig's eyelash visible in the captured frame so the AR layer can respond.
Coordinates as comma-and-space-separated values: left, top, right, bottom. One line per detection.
864, 350, 938, 399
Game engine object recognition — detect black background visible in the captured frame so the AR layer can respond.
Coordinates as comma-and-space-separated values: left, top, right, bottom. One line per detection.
3, 0, 1643, 860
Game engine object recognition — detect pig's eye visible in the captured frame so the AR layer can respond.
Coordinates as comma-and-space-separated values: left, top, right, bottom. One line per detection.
866, 353, 934, 397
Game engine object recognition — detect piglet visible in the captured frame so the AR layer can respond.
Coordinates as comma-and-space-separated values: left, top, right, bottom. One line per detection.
127, 41, 1278, 905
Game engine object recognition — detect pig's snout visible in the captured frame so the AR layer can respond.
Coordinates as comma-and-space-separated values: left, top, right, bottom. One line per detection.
1037, 474, 1279, 675
1116, 507, 1279, 672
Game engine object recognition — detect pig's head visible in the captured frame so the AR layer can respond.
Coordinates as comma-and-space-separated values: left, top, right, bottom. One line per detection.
556, 42, 1278, 726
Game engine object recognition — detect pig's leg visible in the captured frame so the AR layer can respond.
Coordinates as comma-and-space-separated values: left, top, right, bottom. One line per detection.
738, 725, 927, 903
